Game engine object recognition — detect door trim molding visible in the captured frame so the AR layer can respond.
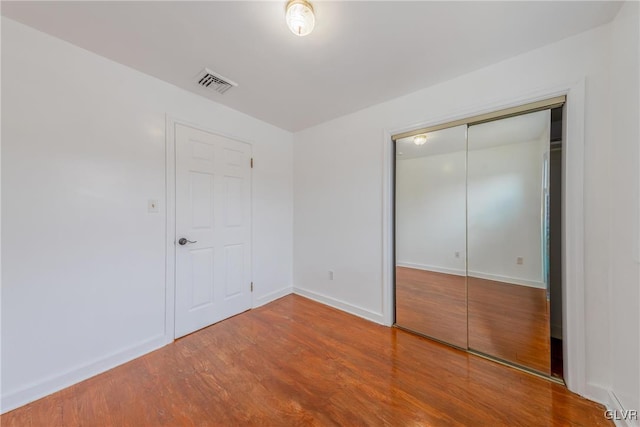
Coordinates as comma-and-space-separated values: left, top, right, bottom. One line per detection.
165, 115, 254, 343
381, 79, 587, 397
165, 115, 177, 344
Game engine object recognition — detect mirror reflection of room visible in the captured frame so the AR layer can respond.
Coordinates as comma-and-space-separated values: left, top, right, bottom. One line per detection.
395, 125, 468, 348
394, 102, 564, 379
467, 110, 551, 375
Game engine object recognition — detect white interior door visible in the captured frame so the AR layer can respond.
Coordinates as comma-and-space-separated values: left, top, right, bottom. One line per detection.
174, 123, 252, 338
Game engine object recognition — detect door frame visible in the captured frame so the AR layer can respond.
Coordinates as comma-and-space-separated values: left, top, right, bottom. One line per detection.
164, 115, 254, 343
381, 79, 587, 396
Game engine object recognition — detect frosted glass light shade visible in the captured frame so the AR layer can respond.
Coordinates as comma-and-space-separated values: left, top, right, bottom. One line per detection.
413, 135, 428, 146
286, 0, 315, 36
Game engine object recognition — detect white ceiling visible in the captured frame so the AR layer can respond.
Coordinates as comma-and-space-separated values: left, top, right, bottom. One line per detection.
2, 1, 621, 132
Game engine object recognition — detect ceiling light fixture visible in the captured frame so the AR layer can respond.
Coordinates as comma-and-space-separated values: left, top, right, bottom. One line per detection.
286, 0, 315, 37
413, 135, 428, 146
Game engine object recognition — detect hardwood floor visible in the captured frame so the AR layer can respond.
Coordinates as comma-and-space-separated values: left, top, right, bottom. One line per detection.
2, 295, 609, 426
395, 267, 468, 348
468, 277, 551, 375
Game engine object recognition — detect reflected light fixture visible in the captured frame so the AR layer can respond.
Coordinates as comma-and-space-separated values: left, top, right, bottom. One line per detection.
286, 0, 315, 36
413, 135, 428, 146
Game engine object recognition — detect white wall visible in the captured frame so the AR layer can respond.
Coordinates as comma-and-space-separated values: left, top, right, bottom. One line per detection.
293, 20, 614, 401
1, 17, 293, 412
395, 151, 466, 275
610, 0, 640, 419
467, 136, 547, 288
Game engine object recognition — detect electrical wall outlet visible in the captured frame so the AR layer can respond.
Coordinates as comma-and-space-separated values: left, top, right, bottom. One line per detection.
148, 199, 159, 213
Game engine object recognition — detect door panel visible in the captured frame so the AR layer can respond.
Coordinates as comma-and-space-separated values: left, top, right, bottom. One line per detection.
175, 124, 251, 338
190, 248, 215, 309
190, 172, 214, 228
466, 110, 551, 374
224, 244, 244, 298
224, 176, 244, 226
394, 125, 468, 348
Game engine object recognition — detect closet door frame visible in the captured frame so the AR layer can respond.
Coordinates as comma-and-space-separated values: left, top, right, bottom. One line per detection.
382, 80, 586, 396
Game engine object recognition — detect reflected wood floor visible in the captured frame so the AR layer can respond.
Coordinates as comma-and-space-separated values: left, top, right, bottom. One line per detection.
2, 295, 608, 426
468, 277, 550, 375
395, 267, 468, 348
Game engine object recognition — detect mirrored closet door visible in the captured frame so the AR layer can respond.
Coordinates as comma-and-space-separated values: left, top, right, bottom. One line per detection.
394, 99, 562, 378
395, 125, 468, 348
467, 110, 551, 375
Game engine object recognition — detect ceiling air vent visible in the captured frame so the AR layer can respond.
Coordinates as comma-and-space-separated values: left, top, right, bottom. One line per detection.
195, 68, 238, 94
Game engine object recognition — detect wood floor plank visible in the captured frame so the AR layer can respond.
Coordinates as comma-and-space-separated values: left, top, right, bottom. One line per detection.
2, 295, 608, 426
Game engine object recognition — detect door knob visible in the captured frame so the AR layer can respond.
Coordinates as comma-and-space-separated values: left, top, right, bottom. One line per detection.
178, 238, 197, 246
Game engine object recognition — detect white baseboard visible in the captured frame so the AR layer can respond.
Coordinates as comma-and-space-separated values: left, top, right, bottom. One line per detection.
2, 288, 293, 415
585, 384, 639, 427
253, 286, 293, 308
293, 287, 385, 325
585, 382, 612, 406
467, 270, 546, 289
1, 334, 167, 414
394, 265, 546, 289
396, 262, 466, 277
